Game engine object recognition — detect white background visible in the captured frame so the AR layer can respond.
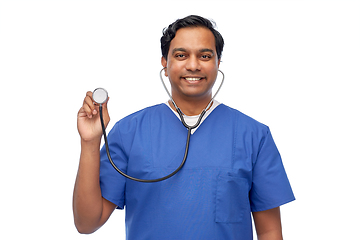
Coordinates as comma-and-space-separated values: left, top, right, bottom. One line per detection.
1, 0, 359, 239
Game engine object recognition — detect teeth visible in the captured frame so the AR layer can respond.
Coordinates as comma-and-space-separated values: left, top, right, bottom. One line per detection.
185, 77, 201, 81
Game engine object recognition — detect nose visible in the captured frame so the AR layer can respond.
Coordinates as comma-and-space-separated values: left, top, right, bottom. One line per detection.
185, 55, 201, 72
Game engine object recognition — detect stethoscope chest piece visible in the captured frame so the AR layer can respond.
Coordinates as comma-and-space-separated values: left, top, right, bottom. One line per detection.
93, 88, 108, 105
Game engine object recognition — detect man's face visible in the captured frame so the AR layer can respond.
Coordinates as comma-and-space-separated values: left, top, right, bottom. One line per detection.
161, 27, 220, 104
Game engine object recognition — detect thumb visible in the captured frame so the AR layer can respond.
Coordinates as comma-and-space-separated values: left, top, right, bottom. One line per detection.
100, 97, 110, 127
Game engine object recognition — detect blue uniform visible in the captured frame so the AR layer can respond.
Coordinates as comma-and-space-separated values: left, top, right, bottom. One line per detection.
100, 103, 295, 240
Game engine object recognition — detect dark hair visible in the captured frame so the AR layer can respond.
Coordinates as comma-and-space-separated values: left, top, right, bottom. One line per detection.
161, 15, 224, 60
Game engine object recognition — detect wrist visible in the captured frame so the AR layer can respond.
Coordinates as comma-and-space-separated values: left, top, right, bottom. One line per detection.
80, 137, 102, 150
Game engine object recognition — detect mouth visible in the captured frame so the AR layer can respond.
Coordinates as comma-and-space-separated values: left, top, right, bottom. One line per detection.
182, 76, 205, 82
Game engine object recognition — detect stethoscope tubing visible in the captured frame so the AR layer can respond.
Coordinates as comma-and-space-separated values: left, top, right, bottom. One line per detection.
99, 68, 224, 182
100, 105, 206, 182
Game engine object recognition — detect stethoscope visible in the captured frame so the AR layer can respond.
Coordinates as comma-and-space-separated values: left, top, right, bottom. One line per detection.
93, 68, 224, 182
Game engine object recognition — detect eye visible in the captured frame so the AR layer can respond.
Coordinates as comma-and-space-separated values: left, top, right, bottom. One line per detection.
174, 53, 188, 60
200, 54, 212, 60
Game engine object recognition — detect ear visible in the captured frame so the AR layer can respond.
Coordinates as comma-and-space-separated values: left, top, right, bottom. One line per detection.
161, 57, 168, 77
217, 58, 221, 68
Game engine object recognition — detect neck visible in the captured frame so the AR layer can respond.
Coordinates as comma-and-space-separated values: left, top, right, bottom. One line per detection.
168, 97, 213, 116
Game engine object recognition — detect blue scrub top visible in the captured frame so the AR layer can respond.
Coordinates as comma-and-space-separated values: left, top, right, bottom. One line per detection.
100, 103, 295, 240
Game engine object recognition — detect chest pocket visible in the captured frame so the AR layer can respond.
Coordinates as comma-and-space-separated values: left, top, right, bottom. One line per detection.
215, 175, 250, 223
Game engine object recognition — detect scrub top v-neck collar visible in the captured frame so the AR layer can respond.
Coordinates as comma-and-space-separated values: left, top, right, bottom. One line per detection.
164, 100, 221, 134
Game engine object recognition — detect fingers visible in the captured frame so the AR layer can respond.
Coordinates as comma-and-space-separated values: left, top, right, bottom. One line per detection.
82, 91, 98, 118
80, 91, 110, 119
82, 92, 93, 117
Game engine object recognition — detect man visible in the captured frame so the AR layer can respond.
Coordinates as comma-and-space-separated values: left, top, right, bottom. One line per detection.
73, 15, 295, 240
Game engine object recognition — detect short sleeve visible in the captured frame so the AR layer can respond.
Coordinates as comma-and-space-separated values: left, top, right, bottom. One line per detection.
99, 122, 128, 209
250, 128, 295, 212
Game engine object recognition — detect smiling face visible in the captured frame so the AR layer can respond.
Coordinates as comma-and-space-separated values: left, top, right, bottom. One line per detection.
161, 27, 220, 109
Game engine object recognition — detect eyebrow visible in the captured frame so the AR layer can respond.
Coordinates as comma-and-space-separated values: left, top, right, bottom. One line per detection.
199, 48, 215, 55
172, 48, 215, 55
172, 48, 186, 55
